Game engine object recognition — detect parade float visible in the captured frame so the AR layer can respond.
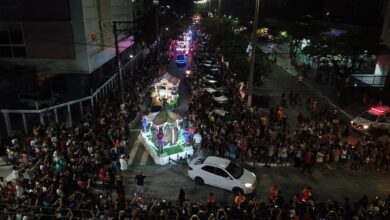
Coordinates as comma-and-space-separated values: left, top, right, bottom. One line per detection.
139, 109, 194, 165
151, 73, 180, 108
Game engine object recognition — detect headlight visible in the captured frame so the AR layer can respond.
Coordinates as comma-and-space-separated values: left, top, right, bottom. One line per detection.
363, 125, 369, 129
350, 120, 354, 124
244, 183, 253, 188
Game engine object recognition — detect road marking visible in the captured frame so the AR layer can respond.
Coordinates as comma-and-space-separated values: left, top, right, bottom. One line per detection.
139, 150, 149, 165
128, 140, 140, 165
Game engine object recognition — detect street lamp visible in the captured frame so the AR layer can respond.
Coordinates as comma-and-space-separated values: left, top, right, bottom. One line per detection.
218, 0, 221, 18
129, 54, 134, 76
247, 0, 260, 107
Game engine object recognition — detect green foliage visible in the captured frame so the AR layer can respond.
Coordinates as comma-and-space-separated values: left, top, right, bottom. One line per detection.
278, 22, 323, 62
302, 32, 379, 79
201, 17, 270, 82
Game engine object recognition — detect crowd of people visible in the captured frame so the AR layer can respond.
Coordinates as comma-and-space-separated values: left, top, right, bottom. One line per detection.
186, 46, 390, 173
0, 47, 161, 219
0, 25, 389, 219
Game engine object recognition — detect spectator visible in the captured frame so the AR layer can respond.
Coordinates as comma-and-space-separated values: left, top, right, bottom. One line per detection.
135, 171, 146, 194
176, 188, 186, 207
119, 154, 128, 177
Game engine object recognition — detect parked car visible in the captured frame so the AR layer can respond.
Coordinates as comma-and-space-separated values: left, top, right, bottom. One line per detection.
206, 89, 229, 104
188, 156, 257, 194
351, 106, 390, 134
202, 79, 229, 93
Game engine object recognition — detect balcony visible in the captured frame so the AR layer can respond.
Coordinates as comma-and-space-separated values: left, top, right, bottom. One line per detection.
346, 74, 387, 88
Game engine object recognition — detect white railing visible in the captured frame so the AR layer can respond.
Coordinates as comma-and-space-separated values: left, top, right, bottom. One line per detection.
1, 49, 144, 136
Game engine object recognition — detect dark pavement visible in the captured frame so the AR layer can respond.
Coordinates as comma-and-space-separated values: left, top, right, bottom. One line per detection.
120, 38, 389, 204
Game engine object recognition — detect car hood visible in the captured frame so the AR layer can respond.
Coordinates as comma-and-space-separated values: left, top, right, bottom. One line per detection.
217, 86, 228, 92
214, 96, 228, 102
205, 88, 218, 93
238, 169, 256, 185
353, 117, 374, 125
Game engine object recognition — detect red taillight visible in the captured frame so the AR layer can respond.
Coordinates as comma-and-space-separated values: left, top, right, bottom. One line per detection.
188, 166, 193, 171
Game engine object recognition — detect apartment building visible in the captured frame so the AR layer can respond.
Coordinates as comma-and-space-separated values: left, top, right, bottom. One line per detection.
0, 0, 142, 75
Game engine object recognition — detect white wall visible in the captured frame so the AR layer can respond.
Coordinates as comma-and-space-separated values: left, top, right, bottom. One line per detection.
381, 0, 390, 47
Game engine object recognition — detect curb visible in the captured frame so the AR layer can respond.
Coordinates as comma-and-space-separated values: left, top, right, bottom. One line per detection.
274, 62, 354, 120
246, 162, 292, 167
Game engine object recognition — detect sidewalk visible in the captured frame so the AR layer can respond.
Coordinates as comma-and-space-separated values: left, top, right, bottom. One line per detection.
259, 43, 367, 120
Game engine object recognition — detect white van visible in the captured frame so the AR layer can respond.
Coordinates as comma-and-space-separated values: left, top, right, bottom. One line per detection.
350, 106, 390, 133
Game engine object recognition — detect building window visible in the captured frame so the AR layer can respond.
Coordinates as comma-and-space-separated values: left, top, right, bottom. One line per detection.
12, 46, 26, 57
0, 30, 10, 44
8, 24, 23, 44
0, 23, 26, 58
0, 0, 19, 7
0, 46, 12, 57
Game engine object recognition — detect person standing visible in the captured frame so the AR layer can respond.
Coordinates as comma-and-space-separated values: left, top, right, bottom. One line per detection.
288, 91, 294, 106
135, 171, 146, 194
176, 188, 186, 207
193, 131, 202, 155
119, 155, 128, 177
269, 185, 278, 204
157, 130, 164, 152
207, 192, 217, 211
302, 150, 313, 174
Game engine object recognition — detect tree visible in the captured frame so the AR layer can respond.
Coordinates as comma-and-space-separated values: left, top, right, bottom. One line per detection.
303, 32, 379, 90
201, 17, 270, 82
284, 22, 322, 64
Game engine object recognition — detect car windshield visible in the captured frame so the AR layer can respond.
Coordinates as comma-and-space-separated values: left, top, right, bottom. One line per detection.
214, 82, 224, 88
360, 112, 379, 122
213, 91, 224, 97
194, 158, 205, 165
226, 162, 244, 179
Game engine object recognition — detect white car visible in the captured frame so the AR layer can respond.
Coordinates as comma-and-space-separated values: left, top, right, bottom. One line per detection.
188, 156, 257, 194
202, 79, 229, 93
206, 89, 228, 104
209, 109, 228, 117
351, 106, 390, 133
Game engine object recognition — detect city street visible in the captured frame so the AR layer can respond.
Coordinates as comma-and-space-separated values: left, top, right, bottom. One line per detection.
123, 164, 390, 203
122, 50, 389, 203
2, 1, 390, 219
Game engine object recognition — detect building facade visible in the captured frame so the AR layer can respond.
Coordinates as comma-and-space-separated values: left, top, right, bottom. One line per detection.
0, 0, 142, 75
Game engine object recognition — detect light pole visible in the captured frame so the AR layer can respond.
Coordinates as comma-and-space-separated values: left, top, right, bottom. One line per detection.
247, 0, 260, 107
153, 0, 160, 67
218, 0, 221, 18
129, 54, 134, 77
113, 21, 125, 104
113, 21, 135, 104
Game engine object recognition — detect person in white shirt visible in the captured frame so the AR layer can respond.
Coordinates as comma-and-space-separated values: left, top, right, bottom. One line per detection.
119, 155, 128, 177
193, 132, 202, 154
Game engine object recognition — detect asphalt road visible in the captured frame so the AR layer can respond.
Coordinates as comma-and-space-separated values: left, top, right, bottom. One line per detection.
123, 164, 390, 203
120, 56, 390, 204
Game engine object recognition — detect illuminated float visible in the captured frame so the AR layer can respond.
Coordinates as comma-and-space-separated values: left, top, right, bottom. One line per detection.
151, 73, 180, 108
139, 109, 194, 165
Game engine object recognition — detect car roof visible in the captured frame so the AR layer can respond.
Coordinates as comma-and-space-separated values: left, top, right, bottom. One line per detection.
367, 106, 390, 116
204, 156, 231, 169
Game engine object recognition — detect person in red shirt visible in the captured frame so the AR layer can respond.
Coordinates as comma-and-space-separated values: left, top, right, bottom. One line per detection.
301, 186, 312, 203
301, 149, 313, 174
269, 185, 279, 203
234, 192, 246, 206
207, 192, 217, 211
99, 165, 109, 182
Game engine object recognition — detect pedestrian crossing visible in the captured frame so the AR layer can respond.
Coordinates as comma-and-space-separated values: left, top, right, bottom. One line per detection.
139, 150, 150, 165
126, 138, 156, 166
